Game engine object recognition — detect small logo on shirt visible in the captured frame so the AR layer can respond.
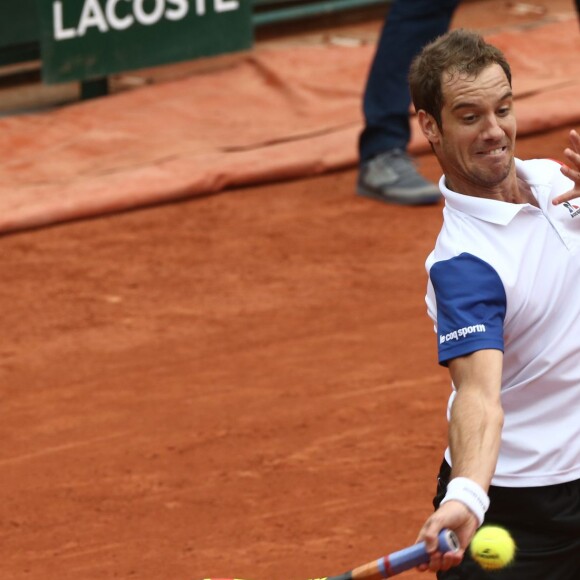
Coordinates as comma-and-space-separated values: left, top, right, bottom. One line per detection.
563, 202, 580, 218
440, 324, 486, 344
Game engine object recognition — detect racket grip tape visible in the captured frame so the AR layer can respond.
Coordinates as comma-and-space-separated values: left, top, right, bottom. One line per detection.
327, 529, 460, 580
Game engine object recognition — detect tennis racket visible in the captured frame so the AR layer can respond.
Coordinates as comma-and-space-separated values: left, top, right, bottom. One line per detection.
203, 528, 459, 580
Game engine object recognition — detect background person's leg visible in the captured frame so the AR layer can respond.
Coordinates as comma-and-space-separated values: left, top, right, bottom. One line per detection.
359, 0, 460, 162
357, 0, 460, 205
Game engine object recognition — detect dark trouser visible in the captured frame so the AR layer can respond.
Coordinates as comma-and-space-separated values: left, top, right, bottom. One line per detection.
358, 0, 461, 163
434, 460, 580, 580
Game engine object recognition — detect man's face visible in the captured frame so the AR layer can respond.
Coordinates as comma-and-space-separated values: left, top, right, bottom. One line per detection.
426, 64, 516, 195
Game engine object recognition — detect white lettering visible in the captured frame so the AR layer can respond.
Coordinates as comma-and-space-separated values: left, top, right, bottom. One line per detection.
106, 0, 134, 31
53, 1, 77, 40
166, 0, 189, 20
195, 0, 206, 16
77, 0, 109, 37
134, 0, 165, 26
53, 0, 238, 42
215, 0, 239, 12
440, 324, 487, 343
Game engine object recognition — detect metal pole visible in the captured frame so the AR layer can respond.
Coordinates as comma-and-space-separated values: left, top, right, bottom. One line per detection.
252, 0, 391, 27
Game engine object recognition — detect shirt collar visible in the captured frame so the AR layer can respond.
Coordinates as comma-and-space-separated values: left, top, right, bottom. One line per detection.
439, 158, 537, 225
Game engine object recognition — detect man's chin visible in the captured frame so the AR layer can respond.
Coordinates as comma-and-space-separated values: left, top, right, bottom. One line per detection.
474, 159, 513, 187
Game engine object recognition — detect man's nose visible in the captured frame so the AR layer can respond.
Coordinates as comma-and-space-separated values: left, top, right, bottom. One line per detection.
482, 114, 505, 140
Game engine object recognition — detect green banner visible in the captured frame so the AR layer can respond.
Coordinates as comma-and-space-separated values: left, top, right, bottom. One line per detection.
36, 0, 253, 84
0, 0, 39, 48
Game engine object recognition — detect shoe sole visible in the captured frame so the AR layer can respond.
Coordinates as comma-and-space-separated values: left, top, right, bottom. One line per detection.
357, 184, 441, 206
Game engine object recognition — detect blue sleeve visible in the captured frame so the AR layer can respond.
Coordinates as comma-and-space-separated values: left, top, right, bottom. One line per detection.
430, 253, 506, 366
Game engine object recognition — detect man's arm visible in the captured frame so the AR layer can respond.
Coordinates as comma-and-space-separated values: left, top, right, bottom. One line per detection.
416, 348, 504, 572
447, 349, 504, 490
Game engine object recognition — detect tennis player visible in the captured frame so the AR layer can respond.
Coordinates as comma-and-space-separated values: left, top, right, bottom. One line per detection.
407, 29, 580, 579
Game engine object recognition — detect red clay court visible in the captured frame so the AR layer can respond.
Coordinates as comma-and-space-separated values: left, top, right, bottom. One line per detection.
0, 2, 579, 579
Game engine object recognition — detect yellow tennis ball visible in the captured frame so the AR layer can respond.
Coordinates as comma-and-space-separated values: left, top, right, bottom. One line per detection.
470, 525, 516, 570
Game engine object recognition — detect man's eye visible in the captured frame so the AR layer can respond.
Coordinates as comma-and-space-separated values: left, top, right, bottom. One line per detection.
463, 115, 476, 123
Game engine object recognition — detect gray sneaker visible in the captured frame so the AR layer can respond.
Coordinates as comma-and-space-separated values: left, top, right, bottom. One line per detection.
357, 149, 441, 206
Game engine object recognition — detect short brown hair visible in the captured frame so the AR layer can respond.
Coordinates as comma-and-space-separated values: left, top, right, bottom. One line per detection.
409, 29, 512, 129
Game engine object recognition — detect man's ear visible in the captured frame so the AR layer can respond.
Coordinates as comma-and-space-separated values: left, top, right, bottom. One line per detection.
417, 110, 441, 145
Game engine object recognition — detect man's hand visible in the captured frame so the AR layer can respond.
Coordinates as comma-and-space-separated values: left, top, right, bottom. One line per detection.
415, 501, 478, 573
553, 129, 580, 205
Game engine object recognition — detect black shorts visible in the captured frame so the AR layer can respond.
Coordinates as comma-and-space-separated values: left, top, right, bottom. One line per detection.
434, 460, 580, 580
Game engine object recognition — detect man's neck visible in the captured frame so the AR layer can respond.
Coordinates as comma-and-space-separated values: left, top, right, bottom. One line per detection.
445, 172, 539, 207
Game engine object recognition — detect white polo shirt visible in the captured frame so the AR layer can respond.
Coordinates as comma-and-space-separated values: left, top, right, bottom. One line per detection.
426, 158, 580, 487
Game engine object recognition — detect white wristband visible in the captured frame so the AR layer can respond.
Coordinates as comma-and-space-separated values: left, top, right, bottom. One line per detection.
440, 477, 490, 527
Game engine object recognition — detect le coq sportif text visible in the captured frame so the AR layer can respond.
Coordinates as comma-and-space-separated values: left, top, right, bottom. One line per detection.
440, 324, 487, 343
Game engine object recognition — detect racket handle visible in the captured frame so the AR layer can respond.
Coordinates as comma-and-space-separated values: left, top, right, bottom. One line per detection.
327, 529, 460, 580
386, 529, 459, 575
